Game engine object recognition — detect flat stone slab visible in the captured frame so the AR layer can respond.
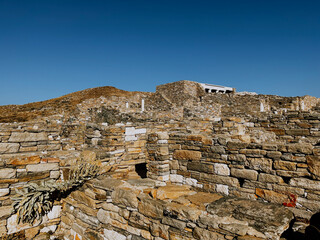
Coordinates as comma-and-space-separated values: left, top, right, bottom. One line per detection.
207, 197, 294, 239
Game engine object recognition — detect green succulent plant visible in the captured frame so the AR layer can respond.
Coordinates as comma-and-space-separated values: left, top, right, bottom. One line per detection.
11, 162, 99, 225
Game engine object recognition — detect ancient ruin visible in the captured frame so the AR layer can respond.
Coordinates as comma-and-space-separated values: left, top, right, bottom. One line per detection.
0, 80, 320, 239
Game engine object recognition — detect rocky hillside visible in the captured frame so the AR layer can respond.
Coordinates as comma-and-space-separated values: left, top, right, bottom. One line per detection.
0, 86, 145, 123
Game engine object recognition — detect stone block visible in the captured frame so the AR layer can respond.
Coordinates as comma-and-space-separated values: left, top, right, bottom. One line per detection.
125, 127, 136, 136
170, 174, 184, 183
200, 173, 239, 187
231, 168, 258, 180
162, 217, 186, 230
187, 162, 213, 173
287, 143, 313, 154
274, 160, 296, 171
227, 141, 249, 150
6, 156, 41, 166
258, 173, 284, 183
112, 188, 139, 209
307, 155, 320, 178
290, 178, 320, 190
173, 150, 201, 161
214, 163, 230, 176
9, 132, 47, 142
0, 143, 20, 154
255, 188, 289, 204
26, 163, 59, 172
104, 229, 126, 240
155, 185, 195, 200
0, 205, 12, 219
245, 158, 272, 172
0, 168, 16, 179
0, 188, 10, 197
216, 184, 229, 195
138, 197, 165, 220
210, 146, 225, 154
47, 205, 62, 220
156, 146, 169, 156
285, 129, 310, 136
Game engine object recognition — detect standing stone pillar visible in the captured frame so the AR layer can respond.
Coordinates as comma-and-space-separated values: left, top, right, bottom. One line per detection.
146, 132, 170, 182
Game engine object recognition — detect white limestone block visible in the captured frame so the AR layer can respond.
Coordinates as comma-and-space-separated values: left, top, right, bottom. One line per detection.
214, 163, 230, 176
216, 184, 229, 195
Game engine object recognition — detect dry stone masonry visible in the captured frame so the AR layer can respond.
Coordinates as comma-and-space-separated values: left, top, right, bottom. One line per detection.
0, 80, 320, 239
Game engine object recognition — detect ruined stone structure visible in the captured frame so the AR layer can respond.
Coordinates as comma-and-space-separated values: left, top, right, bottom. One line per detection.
0, 80, 320, 239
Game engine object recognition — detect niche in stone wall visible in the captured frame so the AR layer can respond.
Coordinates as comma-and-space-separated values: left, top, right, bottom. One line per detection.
135, 163, 147, 178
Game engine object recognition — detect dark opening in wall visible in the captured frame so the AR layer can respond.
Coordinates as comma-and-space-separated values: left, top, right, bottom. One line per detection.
238, 178, 245, 187
135, 163, 147, 178
205, 88, 209, 93
282, 176, 291, 184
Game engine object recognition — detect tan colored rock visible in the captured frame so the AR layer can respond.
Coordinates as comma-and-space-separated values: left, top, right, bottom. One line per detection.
173, 150, 201, 161
0, 168, 16, 179
70, 191, 96, 208
255, 188, 289, 204
258, 173, 284, 183
25, 226, 40, 239
26, 163, 59, 172
157, 146, 169, 156
274, 160, 297, 171
7, 156, 41, 166
0, 143, 20, 154
111, 188, 139, 209
290, 178, 320, 190
80, 150, 96, 161
138, 197, 165, 220
193, 227, 223, 240
245, 157, 272, 172
231, 168, 258, 180
307, 155, 320, 178
9, 132, 47, 142
287, 143, 313, 154
155, 185, 196, 200
0, 205, 12, 219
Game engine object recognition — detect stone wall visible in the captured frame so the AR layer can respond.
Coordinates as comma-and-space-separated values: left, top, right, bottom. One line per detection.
0, 80, 320, 239
57, 174, 293, 240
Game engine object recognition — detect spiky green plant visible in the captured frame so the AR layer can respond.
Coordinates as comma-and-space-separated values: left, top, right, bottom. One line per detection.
11, 162, 99, 225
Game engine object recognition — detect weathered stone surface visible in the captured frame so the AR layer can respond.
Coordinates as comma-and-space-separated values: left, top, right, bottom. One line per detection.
0, 205, 12, 219
166, 202, 202, 221
7, 155, 41, 166
274, 160, 297, 171
214, 163, 230, 176
200, 173, 240, 187
150, 221, 169, 239
290, 178, 320, 190
255, 188, 289, 204
9, 132, 47, 142
103, 229, 126, 240
307, 155, 320, 178
285, 129, 310, 136
0, 168, 16, 179
186, 192, 222, 209
258, 173, 284, 183
138, 197, 165, 219
47, 205, 62, 220
245, 157, 272, 172
155, 185, 196, 200
187, 162, 213, 173
207, 197, 294, 239
231, 168, 258, 180
112, 188, 139, 208
193, 227, 223, 240
0, 143, 20, 154
162, 217, 186, 230
26, 163, 59, 172
287, 143, 313, 154
0, 188, 10, 197
210, 146, 225, 154
173, 150, 201, 161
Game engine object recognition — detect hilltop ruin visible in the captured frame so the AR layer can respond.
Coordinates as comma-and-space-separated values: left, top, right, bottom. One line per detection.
0, 80, 320, 239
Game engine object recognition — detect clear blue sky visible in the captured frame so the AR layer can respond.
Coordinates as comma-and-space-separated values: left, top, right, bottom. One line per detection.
0, 0, 319, 105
